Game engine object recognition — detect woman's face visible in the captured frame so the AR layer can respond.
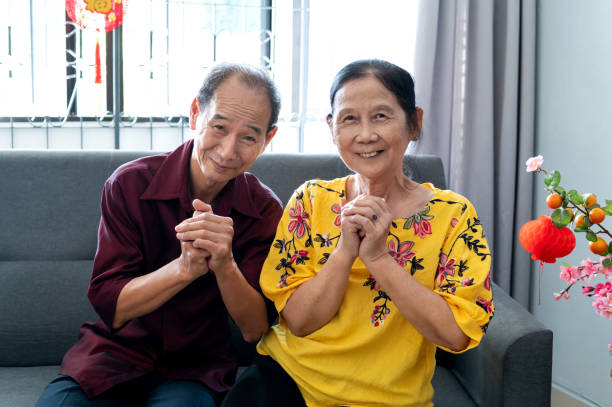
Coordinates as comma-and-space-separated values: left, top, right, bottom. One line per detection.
328, 75, 419, 181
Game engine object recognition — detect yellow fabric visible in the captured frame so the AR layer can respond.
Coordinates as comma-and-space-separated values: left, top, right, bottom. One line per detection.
257, 177, 493, 407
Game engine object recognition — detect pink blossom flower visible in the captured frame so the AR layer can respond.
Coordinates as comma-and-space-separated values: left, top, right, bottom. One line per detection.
525, 155, 544, 172
288, 202, 310, 238
331, 199, 346, 227
388, 240, 416, 267
592, 295, 612, 320
582, 286, 595, 295
560, 265, 580, 284
553, 291, 570, 301
289, 250, 309, 264
594, 282, 612, 297
580, 259, 600, 282
436, 253, 456, 285
413, 219, 432, 239
608, 341, 612, 354
484, 269, 491, 291
599, 256, 612, 279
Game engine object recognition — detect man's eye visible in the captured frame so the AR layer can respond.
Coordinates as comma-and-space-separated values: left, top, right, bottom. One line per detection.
375, 113, 388, 120
343, 115, 355, 122
214, 125, 225, 131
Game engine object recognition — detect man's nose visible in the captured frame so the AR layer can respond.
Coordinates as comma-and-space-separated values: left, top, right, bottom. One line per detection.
218, 135, 239, 160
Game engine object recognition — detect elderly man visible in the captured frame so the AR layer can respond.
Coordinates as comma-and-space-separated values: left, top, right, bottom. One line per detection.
35, 63, 282, 407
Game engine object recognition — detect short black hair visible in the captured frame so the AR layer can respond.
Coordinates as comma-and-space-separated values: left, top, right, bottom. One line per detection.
196, 62, 281, 133
329, 59, 419, 131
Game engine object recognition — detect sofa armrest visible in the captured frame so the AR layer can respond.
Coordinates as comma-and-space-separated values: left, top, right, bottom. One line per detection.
440, 283, 552, 407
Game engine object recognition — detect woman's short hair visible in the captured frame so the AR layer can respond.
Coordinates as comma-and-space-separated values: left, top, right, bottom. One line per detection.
329, 59, 419, 131
197, 62, 281, 133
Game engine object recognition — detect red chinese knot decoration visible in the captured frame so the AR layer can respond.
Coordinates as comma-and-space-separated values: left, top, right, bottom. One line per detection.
66, 0, 127, 33
519, 216, 576, 263
66, 0, 128, 84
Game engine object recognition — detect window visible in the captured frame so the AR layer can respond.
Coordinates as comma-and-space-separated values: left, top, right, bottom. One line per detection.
0, 0, 418, 152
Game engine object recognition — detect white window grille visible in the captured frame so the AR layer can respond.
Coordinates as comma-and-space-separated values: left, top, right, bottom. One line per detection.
0, 0, 418, 152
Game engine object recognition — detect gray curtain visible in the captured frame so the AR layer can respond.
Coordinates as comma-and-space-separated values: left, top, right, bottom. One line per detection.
411, 0, 536, 307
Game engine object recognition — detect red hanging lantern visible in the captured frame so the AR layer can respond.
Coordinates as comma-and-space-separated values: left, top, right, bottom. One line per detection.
66, 0, 127, 33
66, 0, 128, 84
519, 216, 576, 263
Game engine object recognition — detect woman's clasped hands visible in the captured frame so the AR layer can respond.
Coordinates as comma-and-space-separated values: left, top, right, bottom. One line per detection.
338, 194, 392, 264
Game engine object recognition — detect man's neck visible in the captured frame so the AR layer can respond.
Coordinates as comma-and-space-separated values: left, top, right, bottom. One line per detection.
188, 157, 228, 204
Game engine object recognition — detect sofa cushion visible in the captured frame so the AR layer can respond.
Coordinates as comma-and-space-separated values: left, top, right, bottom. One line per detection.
249, 153, 447, 205
0, 260, 96, 366
0, 150, 152, 261
432, 366, 477, 406
0, 365, 60, 407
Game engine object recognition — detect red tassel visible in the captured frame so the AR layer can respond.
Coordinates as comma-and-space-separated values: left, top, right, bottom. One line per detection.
95, 36, 102, 84
538, 260, 543, 305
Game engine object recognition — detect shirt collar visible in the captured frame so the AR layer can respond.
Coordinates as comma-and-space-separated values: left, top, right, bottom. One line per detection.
211, 172, 262, 219
140, 139, 193, 212
141, 139, 262, 220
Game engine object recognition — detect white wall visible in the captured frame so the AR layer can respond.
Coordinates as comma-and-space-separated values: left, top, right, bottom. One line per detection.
535, 1, 612, 405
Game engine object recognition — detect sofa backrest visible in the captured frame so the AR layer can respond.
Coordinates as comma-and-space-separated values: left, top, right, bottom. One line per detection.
0, 149, 445, 366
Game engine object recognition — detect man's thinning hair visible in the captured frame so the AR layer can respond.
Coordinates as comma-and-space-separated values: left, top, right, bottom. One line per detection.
196, 63, 281, 133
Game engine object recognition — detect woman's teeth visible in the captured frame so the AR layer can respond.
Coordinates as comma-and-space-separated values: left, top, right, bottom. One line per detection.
359, 151, 379, 158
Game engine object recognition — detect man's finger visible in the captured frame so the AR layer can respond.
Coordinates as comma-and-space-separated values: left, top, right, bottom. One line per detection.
192, 198, 212, 213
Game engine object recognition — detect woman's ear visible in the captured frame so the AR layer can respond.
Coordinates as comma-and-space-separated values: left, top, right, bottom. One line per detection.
327, 113, 337, 144
416, 107, 424, 132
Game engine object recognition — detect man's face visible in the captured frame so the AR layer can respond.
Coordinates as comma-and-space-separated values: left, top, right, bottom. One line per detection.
190, 75, 277, 186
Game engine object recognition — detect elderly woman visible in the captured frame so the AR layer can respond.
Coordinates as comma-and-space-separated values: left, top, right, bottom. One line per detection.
223, 59, 493, 407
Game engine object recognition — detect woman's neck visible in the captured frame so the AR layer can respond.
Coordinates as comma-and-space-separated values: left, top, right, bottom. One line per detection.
351, 173, 417, 201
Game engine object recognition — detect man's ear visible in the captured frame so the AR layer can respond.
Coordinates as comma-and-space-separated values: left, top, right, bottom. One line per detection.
189, 97, 201, 130
261, 126, 278, 153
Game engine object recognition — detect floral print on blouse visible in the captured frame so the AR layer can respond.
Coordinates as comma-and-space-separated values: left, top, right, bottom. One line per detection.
257, 177, 493, 407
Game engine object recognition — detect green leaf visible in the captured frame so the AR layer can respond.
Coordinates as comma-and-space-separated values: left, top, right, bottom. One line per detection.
568, 191, 584, 205
551, 208, 572, 228
544, 170, 561, 189
562, 261, 570, 267
603, 204, 612, 215
606, 199, 612, 206
573, 225, 588, 232
609, 241, 612, 253
603, 258, 612, 268
555, 186, 566, 197
586, 230, 598, 242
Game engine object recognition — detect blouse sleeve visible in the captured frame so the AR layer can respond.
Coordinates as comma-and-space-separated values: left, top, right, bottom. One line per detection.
259, 182, 317, 313
434, 199, 494, 353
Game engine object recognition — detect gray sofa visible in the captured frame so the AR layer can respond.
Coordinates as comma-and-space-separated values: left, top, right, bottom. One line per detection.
0, 149, 552, 407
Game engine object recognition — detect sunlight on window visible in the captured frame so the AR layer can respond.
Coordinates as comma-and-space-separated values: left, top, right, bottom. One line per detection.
0, 0, 418, 152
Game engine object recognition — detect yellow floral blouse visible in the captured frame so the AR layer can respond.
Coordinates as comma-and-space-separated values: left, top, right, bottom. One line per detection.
257, 177, 493, 407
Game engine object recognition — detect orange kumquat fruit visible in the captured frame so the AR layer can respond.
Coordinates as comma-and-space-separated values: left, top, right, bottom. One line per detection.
583, 193, 597, 209
589, 237, 607, 255
575, 213, 586, 227
546, 193, 563, 209
589, 207, 606, 224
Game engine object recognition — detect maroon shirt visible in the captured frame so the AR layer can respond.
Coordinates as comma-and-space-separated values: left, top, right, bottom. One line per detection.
60, 140, 282, 398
